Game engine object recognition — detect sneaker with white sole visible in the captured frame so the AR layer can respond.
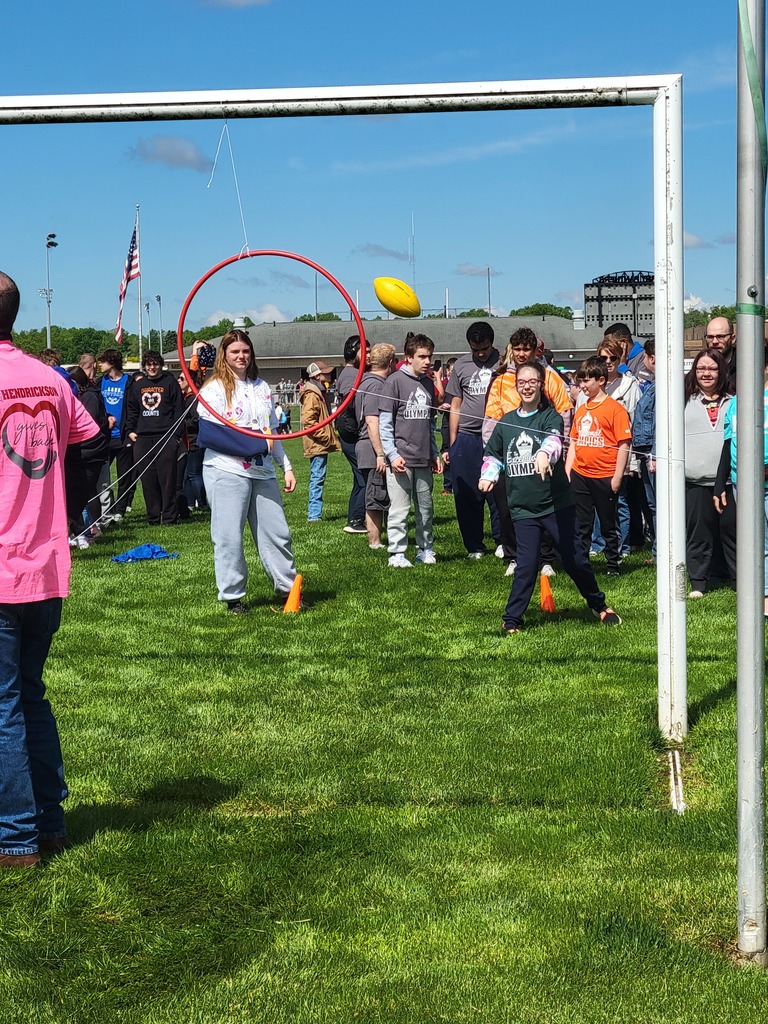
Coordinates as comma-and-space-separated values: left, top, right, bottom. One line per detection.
388, 553, 412, 568
505, 561, 517, 577
540, 563, 556, 577
415, 549, 437, 565
494, 545, 505, 558
467, 551, 484, 561
592, 607, 622, 626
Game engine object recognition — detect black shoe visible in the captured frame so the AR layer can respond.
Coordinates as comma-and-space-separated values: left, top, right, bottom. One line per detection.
343, 520, 367, 534
606, 569, 620, 578
226, 600, 249, 615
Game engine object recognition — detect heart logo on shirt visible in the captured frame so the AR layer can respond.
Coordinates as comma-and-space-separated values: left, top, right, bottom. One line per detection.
0, 400, 60, 479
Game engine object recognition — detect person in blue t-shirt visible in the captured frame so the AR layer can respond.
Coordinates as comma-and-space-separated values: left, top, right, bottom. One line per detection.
97, 348, 136, 521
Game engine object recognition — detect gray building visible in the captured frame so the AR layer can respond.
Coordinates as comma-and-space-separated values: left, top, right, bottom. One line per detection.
165, 316, 604, 387
584, 271, 655, 336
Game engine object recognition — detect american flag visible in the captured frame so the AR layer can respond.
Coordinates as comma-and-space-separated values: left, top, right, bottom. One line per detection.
114, 225, 140, 345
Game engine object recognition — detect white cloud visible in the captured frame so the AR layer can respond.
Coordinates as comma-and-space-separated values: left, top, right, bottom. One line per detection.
128, 135, 213, 174
353, 243, 409, 262
555, 289, 582, 307
333, 122, 577, 174
270, 270, 311, 290
457, 263, 502, 277
715, 232, 736, 245
684, 293, 711, 312
679, 47, 737, 94
684, 231, 714, 249
203, 304, 290, 325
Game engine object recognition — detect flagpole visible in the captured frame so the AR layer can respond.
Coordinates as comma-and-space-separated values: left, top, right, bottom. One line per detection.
135, 204, 143, 364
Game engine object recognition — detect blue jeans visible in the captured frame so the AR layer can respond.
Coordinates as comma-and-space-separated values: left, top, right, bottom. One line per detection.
0, 598, 67, 854
308, 455, 328, 520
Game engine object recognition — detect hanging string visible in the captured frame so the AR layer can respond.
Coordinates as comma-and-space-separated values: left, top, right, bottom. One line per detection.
207, 120, 250, 255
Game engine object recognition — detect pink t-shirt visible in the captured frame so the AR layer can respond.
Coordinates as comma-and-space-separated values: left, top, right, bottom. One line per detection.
0, 340, 99, 602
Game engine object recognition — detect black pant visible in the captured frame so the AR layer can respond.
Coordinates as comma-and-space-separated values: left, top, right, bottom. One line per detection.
502, 507, 606, 629
685, 481, 737, 590
450, 432, 500, 553
494, 476, 558, 565
109, 440, 136, 515
133, 434, 180, 525
571, 471, 621, 571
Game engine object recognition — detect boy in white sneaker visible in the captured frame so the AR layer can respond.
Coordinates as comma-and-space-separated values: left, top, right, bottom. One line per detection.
378, 333, 443, 566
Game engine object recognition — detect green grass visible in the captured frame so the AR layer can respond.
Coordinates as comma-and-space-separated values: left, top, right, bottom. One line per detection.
0, 439, 761, 1022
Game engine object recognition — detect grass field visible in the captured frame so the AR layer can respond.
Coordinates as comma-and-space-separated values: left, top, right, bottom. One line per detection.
0, 438, 763, 1023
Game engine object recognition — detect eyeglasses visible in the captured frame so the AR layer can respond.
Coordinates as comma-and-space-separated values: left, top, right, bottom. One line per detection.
516, 379, 540, 389
705, 333, 732, 341
599, 355, 617, 363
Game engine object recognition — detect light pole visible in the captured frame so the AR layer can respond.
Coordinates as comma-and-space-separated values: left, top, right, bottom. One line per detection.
39, 233, 57, 349
155, 294, 164, 349
144, 301, 152, 347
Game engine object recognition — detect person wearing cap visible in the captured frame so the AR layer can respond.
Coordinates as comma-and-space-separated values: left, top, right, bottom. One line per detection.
300, 361, 340, 522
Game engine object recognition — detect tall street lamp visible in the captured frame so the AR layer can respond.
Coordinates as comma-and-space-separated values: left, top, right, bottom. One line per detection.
39, 233, 57, 349
155, 294, 164, 349
144, 301, 152, 347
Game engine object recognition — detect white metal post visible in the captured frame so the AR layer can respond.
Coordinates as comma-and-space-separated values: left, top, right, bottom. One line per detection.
653, 77, 687, 740
736, 0, 766, 960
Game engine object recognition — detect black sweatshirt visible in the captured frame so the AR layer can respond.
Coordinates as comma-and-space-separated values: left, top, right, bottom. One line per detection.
125, 370, 184, 438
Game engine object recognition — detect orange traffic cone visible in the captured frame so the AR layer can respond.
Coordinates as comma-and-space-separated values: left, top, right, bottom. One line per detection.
539, 573, 556, 613
283, 574, 303, 613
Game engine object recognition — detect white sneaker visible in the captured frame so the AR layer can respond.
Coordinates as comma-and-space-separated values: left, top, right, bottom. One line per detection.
467, 551, 484, 560
540, 563, 556, 577
112, 513, 124, 523
388, 553, 412, 568
494, 544, 505, 558
505, 561, 517, 577
415, 549, 437, 565
76, 536, 91, 550
368, 542, 385, 550
688, 590, 704, 599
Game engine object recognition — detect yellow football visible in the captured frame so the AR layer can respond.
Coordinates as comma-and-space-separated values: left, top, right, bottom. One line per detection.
373, 277, 421, 318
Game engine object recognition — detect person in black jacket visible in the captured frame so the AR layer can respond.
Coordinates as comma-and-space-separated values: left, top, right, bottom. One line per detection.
66, 367, 111, 547
125, 351, 185, 526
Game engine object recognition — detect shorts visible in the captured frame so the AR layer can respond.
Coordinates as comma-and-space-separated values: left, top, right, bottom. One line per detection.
364, 467, 390, 512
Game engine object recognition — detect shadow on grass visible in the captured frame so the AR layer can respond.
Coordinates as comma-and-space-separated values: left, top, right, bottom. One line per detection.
66, 774, 241, 843
688, 677, 737, 730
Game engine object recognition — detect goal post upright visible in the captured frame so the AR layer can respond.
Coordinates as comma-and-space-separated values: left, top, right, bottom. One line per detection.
0, 73, 687, 735
652, 76, 687, 741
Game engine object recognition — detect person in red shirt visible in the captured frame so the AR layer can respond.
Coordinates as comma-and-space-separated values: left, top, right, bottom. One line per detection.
565, 357, 632, 577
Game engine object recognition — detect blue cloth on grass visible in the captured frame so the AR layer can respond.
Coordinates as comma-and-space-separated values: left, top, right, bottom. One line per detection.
111, 544, 178, 563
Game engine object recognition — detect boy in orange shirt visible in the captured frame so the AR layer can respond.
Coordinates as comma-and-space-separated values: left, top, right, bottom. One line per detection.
565, 357, 632, 577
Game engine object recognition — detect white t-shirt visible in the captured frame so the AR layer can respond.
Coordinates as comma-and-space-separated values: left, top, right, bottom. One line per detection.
198, 377, 291, 480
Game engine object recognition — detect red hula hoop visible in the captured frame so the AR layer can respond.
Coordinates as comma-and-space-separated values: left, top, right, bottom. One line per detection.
176, 250, 368, 441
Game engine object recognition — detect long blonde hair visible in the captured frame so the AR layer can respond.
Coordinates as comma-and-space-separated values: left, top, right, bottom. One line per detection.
206, 330, 259, 407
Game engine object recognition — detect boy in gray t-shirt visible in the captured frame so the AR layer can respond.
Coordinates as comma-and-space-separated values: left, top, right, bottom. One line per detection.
378, 334, 442, 567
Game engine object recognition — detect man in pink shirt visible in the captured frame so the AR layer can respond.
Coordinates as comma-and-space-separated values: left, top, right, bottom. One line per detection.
0, 272, 99, 869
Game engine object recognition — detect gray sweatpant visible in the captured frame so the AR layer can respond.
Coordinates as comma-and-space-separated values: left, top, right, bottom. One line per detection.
204, 465, 297, 601
385, 466, 434, 555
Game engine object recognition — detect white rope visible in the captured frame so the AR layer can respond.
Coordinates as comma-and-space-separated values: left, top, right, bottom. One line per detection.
207, 120, 250, 255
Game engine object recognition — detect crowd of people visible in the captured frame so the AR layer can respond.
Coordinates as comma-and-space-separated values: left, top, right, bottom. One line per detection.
45, 312, 759, 625
1, 251, 766, 866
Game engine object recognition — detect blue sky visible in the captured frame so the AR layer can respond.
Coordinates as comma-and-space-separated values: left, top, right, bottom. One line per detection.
1, 0, 743, 336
